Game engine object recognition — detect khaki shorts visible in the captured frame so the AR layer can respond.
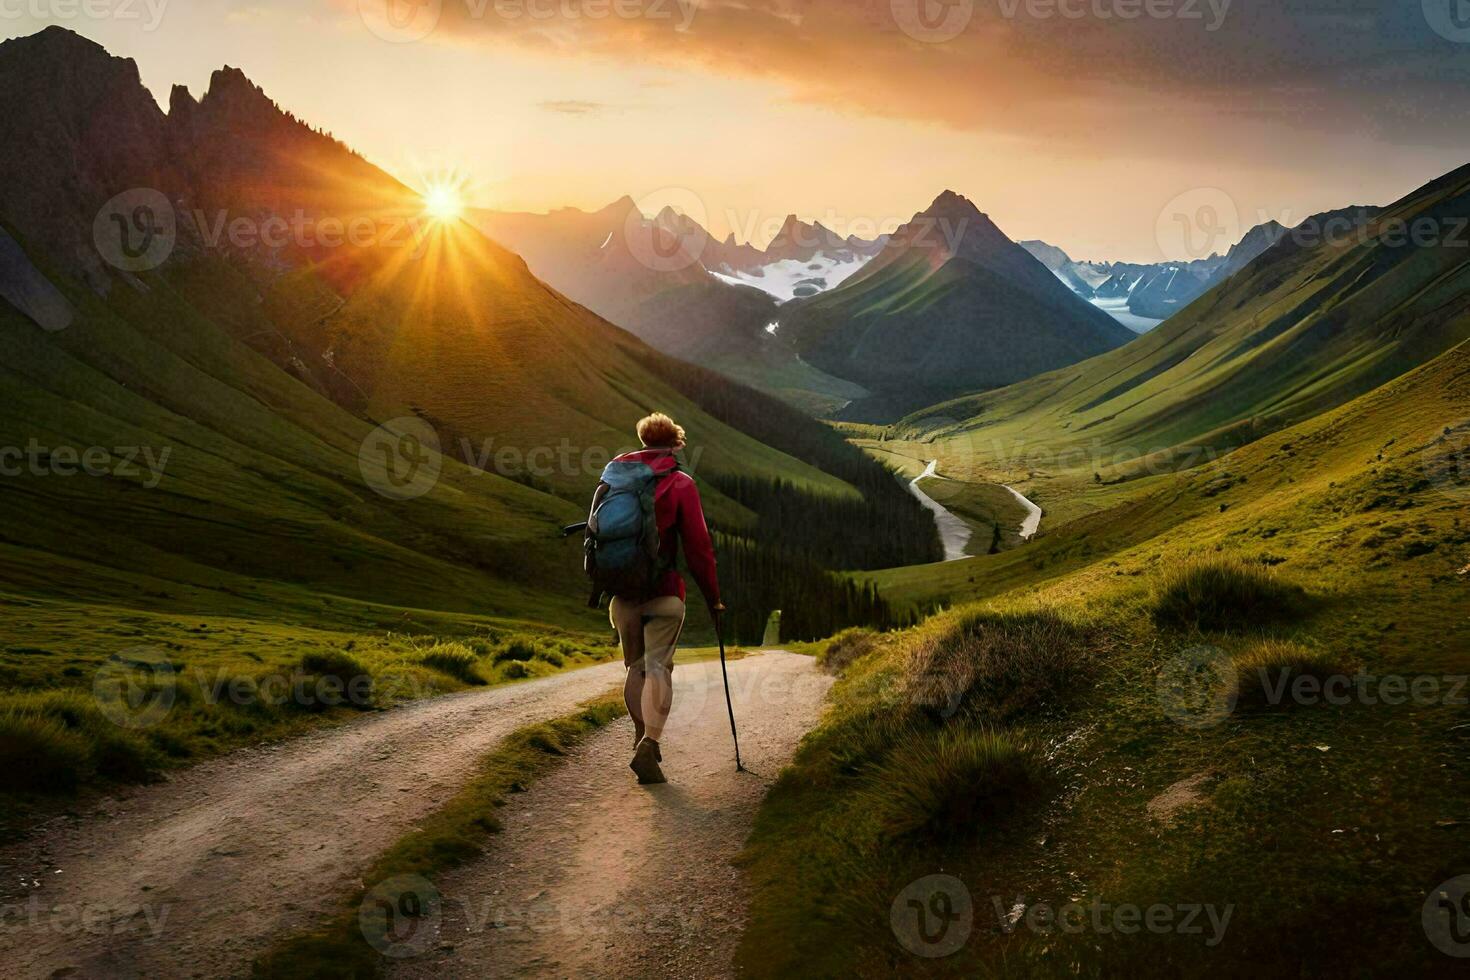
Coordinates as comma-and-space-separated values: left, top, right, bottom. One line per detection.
609, 595, 686, 675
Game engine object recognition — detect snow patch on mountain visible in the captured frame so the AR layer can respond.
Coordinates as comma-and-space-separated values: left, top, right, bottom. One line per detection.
710, 252, 873, 303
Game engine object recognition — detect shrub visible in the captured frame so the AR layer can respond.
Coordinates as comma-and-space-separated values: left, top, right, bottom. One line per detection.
418, 643, 486, 685
903, 610, 1095, 724
821, 628, 880, 675
501, 661, 532, 680
494, 636, 540, 663
298, 650, 373, 709
0, 691, 165, 792
1233, 639, 1355, 710
0, 710, 91, 793
860, 728, 1045, 842
1152, 558, 1307, 631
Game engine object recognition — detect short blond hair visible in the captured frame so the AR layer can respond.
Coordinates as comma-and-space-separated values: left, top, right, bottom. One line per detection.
636, 412, 685, 448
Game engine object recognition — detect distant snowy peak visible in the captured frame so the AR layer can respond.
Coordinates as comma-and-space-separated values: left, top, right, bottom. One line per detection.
710, 251, 872, 302
1024, 207, 1376, 331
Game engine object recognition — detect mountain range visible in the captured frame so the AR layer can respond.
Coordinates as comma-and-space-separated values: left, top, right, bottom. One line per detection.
474, 200, 886, 413
1021, 206, 1379, 327
776, 191, 1137, 420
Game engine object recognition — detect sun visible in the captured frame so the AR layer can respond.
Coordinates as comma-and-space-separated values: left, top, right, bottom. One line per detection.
423, 183, 464, 223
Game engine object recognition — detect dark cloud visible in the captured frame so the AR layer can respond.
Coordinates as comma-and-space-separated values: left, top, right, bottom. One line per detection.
347, 0, 1470, 150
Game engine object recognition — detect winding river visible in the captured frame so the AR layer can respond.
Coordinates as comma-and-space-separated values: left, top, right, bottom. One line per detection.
908, 460, 1043, 561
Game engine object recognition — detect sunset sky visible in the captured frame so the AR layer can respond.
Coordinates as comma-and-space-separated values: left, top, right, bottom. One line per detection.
6, 0, 1470, 261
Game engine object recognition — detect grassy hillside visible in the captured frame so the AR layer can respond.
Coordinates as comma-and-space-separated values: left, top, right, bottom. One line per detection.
738, 341, 1470, 976
895, 164, 1470, 517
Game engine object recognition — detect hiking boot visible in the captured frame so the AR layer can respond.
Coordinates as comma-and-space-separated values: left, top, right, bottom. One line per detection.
630, 737, 666, 784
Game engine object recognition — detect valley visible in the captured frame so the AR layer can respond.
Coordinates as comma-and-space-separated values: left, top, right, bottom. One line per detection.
1, 15, 1468, 980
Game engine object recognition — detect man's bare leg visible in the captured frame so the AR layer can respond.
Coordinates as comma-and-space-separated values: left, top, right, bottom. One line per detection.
640, 662, 673, 743
613, 598, 649, 749
624, 663, 646, 748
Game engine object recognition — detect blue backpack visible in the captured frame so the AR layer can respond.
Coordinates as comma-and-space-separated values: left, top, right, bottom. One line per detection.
580, 458, 675, 607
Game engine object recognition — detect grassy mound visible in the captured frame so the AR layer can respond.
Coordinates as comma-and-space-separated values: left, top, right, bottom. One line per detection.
1151, 558, 1307, 631
295, 650, 375, 711
859, 727, 1045, 843
416, 643, 486, 685
0, 691, 164, 793
1233, 639, 1356, 710
905, 609, 1096, 723
820, 627, 881, 674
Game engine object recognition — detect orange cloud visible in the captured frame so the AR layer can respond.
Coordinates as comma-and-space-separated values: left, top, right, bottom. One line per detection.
342, 0, 1470, 155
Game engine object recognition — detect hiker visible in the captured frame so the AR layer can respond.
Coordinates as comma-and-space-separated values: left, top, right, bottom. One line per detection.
586, 413, 723, 784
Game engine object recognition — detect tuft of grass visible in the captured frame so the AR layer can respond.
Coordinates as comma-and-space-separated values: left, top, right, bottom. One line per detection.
253, 692, 625, 979
416, 643, 485, 685
0, 691, 164, 793
1151, 558, 1308, 631
820, 628, 880, 675
295, 650, 374, 711
858, 727, 1046, 843
904, 609, 1097, 723
0, 710, 91, 793
493, 636, 541, 663
1233, 639, 1356, 710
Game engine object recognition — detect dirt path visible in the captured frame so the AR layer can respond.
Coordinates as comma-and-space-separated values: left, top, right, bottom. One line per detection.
0, 661, 628, 980
387, 651, 831, 979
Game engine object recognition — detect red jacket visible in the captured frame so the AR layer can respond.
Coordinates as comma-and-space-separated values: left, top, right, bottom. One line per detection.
613, 449, 720, 607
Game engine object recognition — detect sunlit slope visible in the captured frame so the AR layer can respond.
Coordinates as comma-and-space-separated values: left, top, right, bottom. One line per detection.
869, 341, 1470, 634
902, 163, 1470, 474
0, 205, 870, 630
291, 227, 855, 503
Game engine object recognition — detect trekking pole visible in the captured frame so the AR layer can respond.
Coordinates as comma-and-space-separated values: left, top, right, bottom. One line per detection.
714, 608, 744, 772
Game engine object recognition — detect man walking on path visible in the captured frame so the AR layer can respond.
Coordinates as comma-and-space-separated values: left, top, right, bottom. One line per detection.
607, 413, 724, 784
